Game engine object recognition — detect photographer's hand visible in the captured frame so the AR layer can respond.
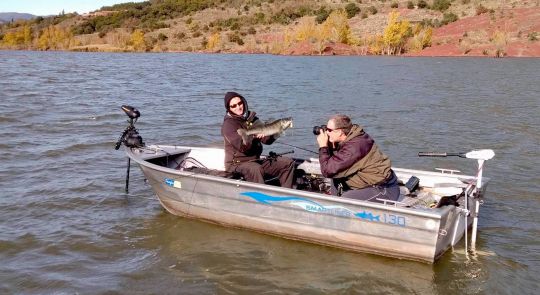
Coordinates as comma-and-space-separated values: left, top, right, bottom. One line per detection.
317, 132, 328, 148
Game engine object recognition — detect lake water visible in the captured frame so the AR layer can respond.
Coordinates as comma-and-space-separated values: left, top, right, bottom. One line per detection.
0, 51, 539, 294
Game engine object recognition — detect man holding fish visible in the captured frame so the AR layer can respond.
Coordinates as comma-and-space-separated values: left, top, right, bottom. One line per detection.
221, 92, 295, 188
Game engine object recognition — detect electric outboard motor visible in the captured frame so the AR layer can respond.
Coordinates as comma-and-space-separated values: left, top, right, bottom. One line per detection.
115, 105, 144, 150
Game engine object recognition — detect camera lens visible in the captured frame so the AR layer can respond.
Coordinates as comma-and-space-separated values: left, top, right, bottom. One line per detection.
312, 125, 327, 135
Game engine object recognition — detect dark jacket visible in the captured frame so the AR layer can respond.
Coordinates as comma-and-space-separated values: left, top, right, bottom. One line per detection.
221, 93, 275, 170
319, 124, 392, 189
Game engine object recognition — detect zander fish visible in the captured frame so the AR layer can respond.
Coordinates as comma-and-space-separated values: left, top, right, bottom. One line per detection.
237, 117, 293, 145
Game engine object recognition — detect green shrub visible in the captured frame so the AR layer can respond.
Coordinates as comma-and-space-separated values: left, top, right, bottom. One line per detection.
315, 7, 331, 24
230, 22, 240, 31
227, 32, 244, 45
432, 0, 451, 12
254, 12, 265, 23
368, 6, 378, 15
247, 27, 256, 34
390, 2, 399, 8
475, 4, 489, 15
345, 3, 360, 18
441, 12, 458, 25
271, 6, 313, 25
157, 32, 168, 41
417, 0, 428, 9
407, 1, 414, 9
528, 32, 538, 41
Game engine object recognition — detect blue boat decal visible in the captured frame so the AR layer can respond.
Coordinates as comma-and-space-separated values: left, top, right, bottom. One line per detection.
355, 211, 380, 222
241, 192, 382, 222
164, 178, 182, 188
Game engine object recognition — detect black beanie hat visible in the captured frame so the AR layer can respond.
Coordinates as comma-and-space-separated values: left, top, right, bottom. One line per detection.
224, 91, 244, 110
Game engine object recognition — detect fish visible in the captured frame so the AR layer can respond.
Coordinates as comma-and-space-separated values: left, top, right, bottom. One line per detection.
237, 117, 293, 145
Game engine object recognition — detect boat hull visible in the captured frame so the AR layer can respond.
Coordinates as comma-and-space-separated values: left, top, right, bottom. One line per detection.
128, 145, 481, 263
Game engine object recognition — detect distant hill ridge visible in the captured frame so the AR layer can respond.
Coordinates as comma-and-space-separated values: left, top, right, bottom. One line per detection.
0, 12, 36, 23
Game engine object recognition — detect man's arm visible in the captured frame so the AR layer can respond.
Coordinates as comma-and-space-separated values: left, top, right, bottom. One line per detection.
223, 121, 252, 152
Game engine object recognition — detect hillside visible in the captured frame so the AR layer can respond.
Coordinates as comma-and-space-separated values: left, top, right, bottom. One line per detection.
1, 0, 538, 57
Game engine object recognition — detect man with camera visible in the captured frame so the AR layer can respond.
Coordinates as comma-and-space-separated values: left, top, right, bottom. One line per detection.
315, 114, 399, 202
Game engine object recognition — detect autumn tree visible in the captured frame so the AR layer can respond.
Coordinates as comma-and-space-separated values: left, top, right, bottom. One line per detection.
130, 29, 146, 51
408, 24, 432, 52
323, 10, 354, 44
37, 26, 75, 50
294, 18, 317, 42
1, 25, 33, 48
206, 32, 221, 51
382, 11, 411, 55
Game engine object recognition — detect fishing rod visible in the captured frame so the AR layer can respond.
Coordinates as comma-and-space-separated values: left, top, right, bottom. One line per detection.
275, 142, 318, 154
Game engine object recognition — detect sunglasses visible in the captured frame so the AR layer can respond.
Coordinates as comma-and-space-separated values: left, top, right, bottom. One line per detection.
229, 101, 243, 109
326, 127, 341, 133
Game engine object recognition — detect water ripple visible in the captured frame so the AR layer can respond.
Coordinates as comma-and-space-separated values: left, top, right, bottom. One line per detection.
0, 51, 539, 294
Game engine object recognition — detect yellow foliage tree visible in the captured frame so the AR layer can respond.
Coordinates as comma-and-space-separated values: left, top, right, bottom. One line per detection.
295, 18, 317, 42
22, 25, 32, 46
38, 26, 74, 50
492, 30, 508, 57
323, 10, 353, 44
1, 25, 33, 48
2, 32, 18, 47
409, 26, 432, 52
382, 11, 411, 55
130, 30, 146, 51
368, 35, 385, 55
206, 33, 221, 50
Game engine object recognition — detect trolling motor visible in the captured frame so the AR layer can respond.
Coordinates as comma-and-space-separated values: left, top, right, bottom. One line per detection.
115, 105, 145, 193
115, 105, 144, 150
418, 149, 495, 255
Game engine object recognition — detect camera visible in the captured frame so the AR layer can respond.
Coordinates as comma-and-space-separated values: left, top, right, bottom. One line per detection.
312, 125, 327, 135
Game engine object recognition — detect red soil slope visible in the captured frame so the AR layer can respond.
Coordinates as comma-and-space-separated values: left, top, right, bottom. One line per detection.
410, 7, 540, 57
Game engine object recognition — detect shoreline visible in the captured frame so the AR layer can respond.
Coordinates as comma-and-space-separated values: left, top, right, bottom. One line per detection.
2, 48, 539, 58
